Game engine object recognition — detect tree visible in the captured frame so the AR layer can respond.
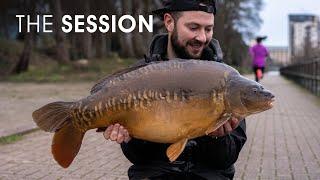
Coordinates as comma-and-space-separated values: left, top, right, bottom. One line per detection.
91, 0, 113, 58
118, 0, 136, 58
12, 0, 36, 74
214, 0, 263, 65
81, 0, 93, 59
51, 0, 70, 64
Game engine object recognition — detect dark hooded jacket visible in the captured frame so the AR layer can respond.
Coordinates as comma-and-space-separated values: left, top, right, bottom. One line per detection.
120, 34, 247, 179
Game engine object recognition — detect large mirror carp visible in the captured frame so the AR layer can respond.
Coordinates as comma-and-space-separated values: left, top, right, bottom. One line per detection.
32, 59, 275, 168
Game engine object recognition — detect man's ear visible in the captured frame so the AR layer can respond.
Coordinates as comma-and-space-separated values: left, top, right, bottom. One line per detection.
164, 13, 175, 32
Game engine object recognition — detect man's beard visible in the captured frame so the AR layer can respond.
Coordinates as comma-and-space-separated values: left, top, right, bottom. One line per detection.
171, 28, 209, 59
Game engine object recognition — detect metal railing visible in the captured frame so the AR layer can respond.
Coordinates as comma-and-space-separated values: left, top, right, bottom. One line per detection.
280, 59, 320, 96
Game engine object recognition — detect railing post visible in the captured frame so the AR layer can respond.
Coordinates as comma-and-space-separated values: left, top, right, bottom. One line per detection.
280, 59, 320, 96
313, 61, 316, 94
317, 61, 319, 96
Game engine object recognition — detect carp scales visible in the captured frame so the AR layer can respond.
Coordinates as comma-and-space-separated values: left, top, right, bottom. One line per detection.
32, 59, 275, 168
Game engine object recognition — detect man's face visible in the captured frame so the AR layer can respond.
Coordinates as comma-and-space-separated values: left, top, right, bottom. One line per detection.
170, 11, 214, 59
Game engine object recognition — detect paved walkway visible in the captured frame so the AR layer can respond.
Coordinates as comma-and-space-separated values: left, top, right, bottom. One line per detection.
0, 82, 93, 137
0, 73, 319, 179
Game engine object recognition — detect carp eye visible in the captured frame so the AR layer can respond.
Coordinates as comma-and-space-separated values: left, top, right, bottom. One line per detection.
252, 88, 258, 93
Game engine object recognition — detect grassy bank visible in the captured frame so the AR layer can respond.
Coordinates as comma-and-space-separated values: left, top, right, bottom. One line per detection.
0, 38, 138, 82
3, 57, 137, 83
0, 134, 23, 145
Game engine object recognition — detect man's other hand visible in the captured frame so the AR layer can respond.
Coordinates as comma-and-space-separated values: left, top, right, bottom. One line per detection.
103, 123, 131, 143
209, 118, 241, 137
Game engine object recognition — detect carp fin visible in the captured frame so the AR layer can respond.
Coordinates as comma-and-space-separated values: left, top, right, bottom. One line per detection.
32, 102, 73, 132
90, 62, 151, 94
206, 113, 232, 135
52, 123, 85, 168
205, 126, 218, 135
166, 138, 188, 162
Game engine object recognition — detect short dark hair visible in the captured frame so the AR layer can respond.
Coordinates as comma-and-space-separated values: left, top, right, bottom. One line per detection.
169, 11, 183, 22
256, 38, 262, 44
256, 36, 267, 44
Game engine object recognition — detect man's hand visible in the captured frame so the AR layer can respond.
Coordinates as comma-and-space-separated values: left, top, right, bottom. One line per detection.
103, 123, 131, 143
209, 118, 241, 137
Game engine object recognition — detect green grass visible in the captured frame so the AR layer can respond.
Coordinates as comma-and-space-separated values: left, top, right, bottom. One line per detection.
0, 39, 139, 82
5, 57, 137, 83
0, 134, 23, 145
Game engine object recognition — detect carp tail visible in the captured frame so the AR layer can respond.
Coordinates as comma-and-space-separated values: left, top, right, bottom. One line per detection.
32, 101, 74, 132
32, 101, 85, 168
52, 123, 85, 168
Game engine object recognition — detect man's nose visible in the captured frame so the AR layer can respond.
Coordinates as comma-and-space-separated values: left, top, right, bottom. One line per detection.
195, 30, 207, 43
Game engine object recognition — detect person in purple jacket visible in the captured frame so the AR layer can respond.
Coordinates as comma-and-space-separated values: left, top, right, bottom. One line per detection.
249, 36, 269, 82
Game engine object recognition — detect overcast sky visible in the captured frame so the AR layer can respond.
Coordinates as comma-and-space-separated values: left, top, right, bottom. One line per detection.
256, 0, 320, 47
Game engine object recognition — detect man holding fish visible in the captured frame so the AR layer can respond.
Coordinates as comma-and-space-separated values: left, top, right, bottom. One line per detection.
104, 1, 247, 179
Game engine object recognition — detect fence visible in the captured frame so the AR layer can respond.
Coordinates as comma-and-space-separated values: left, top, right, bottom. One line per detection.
280, 59, 320, 96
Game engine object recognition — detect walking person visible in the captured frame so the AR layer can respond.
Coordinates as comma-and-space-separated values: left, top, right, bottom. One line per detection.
249, 36, 269, 82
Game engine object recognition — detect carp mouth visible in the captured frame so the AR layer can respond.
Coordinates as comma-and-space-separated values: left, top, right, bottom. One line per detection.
253, 96, 275, 113
261, 93, 275, 110
240, 92, 275, 115
267, 97, 275, 108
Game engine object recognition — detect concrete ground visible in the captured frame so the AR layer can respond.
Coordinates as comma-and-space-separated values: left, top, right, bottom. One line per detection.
0, 82, 93, 137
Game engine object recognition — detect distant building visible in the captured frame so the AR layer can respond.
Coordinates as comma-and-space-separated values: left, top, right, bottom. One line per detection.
267, 46, 290, 65
289, 14, 320, 58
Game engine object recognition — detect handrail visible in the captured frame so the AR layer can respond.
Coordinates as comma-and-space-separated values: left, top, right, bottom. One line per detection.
280, 59, 320, 96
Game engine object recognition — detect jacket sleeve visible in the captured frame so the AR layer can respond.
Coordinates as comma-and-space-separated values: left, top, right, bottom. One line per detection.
194, 119, 247, 169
